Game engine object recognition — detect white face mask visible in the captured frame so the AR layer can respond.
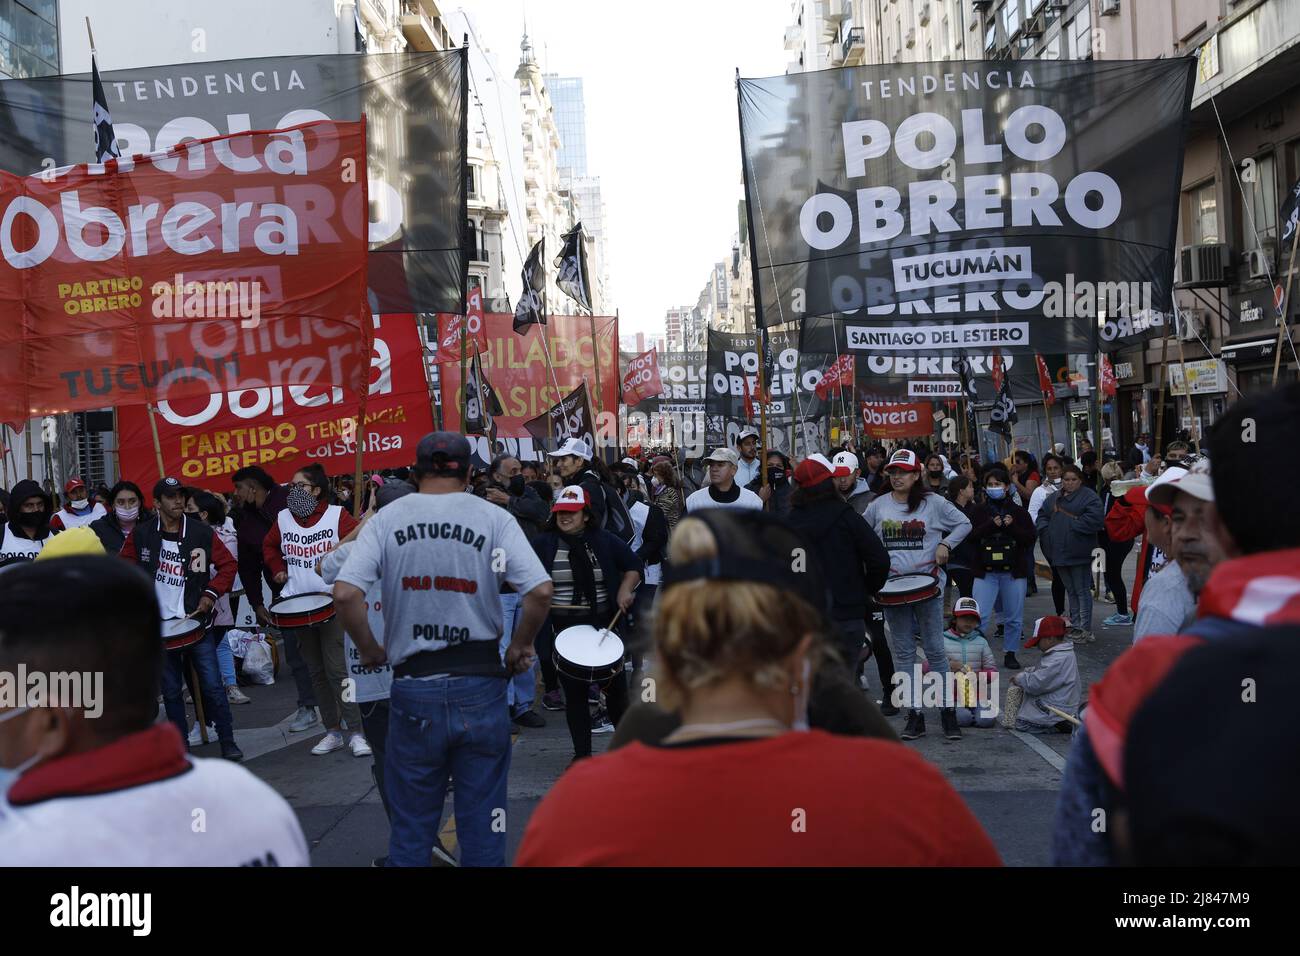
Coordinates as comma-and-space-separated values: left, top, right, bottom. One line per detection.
115, 505, 139, 522
69, 498, 90, 511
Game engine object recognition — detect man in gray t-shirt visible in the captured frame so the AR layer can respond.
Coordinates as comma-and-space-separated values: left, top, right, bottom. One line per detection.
334, 433, 553, 867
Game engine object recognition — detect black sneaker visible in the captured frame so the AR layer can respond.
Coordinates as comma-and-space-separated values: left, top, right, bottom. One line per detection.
220, 741, 244, 762
900, 710, 926, 739
940, 708, 963, 740
1054, 719, 1076, 734
878, 700, 901, 717
512, 709, 546, 729
1004, 652, 1021, 670
995, 624, 1004, 639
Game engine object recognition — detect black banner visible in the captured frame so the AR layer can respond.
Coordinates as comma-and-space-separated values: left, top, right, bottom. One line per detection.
739, 59, 1195, 354
705, 329, 836, 422
522, 382, 594, 453
0, 51, 467, 314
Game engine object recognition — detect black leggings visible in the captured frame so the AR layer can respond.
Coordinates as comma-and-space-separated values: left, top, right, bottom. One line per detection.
863, 603, 895, 692
544, 614, 630, 757
1102, 538, 1134, 616
947, 569, 975, 598
1048, 564, 1066, 615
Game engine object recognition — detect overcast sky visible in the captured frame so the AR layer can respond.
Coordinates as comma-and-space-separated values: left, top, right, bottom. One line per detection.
455, 0, 793, 337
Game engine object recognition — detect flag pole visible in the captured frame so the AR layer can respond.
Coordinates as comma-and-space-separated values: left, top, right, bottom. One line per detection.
1154, 332, 1170, 457
1173, 311, 1197, 452
85, 17, 96, 54
1043, 392, 1056, 452
25, 419, 34, 481
459, 313, 468, 436
146, 404, 166, 479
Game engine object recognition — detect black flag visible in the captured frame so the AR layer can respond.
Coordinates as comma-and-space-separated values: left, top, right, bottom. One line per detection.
91, 52, 120, 164
513, 239, 546, 334
555, 222, 592, 312
987, 360, 1018, 440
1281, 176, 1300, 258
464, 349, 502, 442
956, 354, 978, 401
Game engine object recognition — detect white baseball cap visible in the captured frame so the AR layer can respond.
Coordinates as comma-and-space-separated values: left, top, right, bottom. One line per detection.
1147, 458, 1212, 507
832, 450, 859, 474
704, 447, 740, 465
885, 449, 921, 472
953, 596, 981, 620
736, 427, 760, 442
547, 437, 592, 460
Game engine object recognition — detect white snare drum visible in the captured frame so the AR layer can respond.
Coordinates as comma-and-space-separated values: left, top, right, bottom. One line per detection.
876, 572, 941, 607
161, 616, 205, 651
554, 624, 625, 683
268, 592, 336, 629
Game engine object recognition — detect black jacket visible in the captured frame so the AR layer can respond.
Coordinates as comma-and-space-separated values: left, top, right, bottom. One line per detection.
90, 511, 142, 554
632, 497, 670, 568
786, 494, 891, 621
967, 497, 1038, 579
121, 515, 237, 616
2, 479, 52, 546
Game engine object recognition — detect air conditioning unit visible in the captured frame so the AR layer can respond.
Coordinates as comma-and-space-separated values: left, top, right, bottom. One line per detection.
1176, 309, 1206, 342
1247, 239, 1277, 279
906, 27, 916, 48
1100, 0, 1121, 14
1049, 0, 1069, 8
919, 2, 931, 26
972, 0, 993, 11
1023, 12, 1045, 37
1178, 243, 1232, 287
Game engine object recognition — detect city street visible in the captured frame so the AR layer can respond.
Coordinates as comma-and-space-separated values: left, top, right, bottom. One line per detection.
198, 557, 1136, 867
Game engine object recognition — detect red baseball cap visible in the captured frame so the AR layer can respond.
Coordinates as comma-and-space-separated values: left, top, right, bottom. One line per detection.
793, 453, 836, 487
64, 476, 86, 494
885, 449, 921, 472
1024, 615, 1067, 647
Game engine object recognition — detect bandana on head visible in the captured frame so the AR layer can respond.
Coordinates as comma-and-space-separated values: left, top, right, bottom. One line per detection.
287, 486, 317, 519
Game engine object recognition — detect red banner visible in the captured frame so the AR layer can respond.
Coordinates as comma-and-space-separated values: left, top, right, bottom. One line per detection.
1099, 354, 1117, 398
991, 349, 1005, 394
441, 312, 619, 444
0, 120, 370, 424
621, 348, 662, 406
118, 315, 432, 487
1035, 353, 1056, 405
433, 286, 487, 363
815, 354, 855, 400
862, 401, 935, 440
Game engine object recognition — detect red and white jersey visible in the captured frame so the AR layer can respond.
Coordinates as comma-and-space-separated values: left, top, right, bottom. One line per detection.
278, 505, 342, 598
51, 502, 106, 531
0, 726, 309, 867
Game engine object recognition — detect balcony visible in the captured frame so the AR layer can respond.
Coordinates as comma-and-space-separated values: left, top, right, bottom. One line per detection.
842, 25, 866, 64
400, 1, 444, 51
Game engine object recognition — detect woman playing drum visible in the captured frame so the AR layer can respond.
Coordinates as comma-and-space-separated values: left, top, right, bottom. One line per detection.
530, 486, 642, 763
864, 450, 973, 742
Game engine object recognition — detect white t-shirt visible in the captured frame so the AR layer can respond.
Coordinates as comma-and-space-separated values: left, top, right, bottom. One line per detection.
154, 536, 188, 621
686, 485, 763, 513
0, 757, 310, 866
278, 505, 342, 598
320, 541, 392, 703
628, 500, 662, 587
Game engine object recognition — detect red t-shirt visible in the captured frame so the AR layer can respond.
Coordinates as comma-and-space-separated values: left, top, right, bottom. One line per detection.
515, 730, 1001, 866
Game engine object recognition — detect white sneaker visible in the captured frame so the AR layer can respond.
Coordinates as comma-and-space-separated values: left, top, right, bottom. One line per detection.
187, 723, 213, 746
287, 706, 320, 733
349, 733, 373, 757
311, 730, 345, 755
226, 685, 251, 705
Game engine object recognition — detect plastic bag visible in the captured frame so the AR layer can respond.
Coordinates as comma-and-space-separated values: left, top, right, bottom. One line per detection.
242, 634, 276, 685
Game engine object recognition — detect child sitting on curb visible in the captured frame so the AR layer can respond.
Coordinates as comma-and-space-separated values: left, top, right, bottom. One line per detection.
943, 597, 998, 730
1001, 615, 1080, 733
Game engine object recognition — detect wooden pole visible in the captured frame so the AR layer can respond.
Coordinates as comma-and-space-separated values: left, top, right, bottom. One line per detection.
1271, 235, 1298, 387
146, 404, 165, 479
588, 311, 606, 440
757, 333, 770, 490
1044, 395, 1057, 453
25, 419, 34, 481
1154, 332, 1170, 457
85, 17, 96, 53
458, 313, 468, 436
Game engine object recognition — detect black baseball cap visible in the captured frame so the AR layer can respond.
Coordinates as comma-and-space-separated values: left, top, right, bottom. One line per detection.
416, 431, 471, 474
153, 476, 184, 500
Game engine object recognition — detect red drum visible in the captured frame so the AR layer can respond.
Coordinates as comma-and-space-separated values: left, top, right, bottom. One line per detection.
267, 593, 336, 630
875, 572, 941, 607
161, 617, 205, 651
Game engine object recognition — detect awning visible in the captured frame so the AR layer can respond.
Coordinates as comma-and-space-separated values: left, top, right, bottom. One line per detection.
1220, 338, 1278, 364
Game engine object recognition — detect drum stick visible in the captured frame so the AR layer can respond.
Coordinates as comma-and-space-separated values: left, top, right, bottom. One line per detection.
597, 582, 640, 645
1044, 705, 1081, 727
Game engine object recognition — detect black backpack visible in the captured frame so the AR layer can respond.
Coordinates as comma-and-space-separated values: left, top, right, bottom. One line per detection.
981, 529, 1019, 572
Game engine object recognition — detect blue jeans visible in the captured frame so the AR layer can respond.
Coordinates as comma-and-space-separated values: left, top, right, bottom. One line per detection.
498, 592, 536, 716
882, 595, 946, 711
972, 573, 1027, 653
385, 676, 511, 867
213, 627, 236, 686
1058, 564, 1093, 633
161, 630, 234, 744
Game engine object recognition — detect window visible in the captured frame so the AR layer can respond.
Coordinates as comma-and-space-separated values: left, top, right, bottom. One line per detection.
1040, 33, 1062, 59
464, 219, 478, 261
1243, 152, 1277, 251
1191, 182, 1218, 245
985, 21, 996, 50
1003, 0, 1022, 39
1068, 4, 1092, 58
466, 165, 479, 199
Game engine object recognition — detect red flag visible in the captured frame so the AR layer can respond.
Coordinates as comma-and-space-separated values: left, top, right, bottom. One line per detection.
1100, 354, 1118, 398
621, 347, 663, 406
1035, 353, 1056, 406
815, 354, 855, 400
434, 286, 487, 364
991, 349, 1004, 395
743, 374, 756, 424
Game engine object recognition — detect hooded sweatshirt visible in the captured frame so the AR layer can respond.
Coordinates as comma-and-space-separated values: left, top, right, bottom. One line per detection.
845, 477, 875, 515
1051, 547, 1300, 866
0, 480, 52, 563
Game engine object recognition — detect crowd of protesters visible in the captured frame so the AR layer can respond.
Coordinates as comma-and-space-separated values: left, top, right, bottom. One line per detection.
2, 380, 1292, 867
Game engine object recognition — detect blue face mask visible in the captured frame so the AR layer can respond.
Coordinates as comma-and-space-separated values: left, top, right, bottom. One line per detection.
986, 486, 1006, 500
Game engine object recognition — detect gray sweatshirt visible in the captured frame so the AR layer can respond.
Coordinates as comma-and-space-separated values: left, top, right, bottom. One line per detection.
864, 492, 972, 577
